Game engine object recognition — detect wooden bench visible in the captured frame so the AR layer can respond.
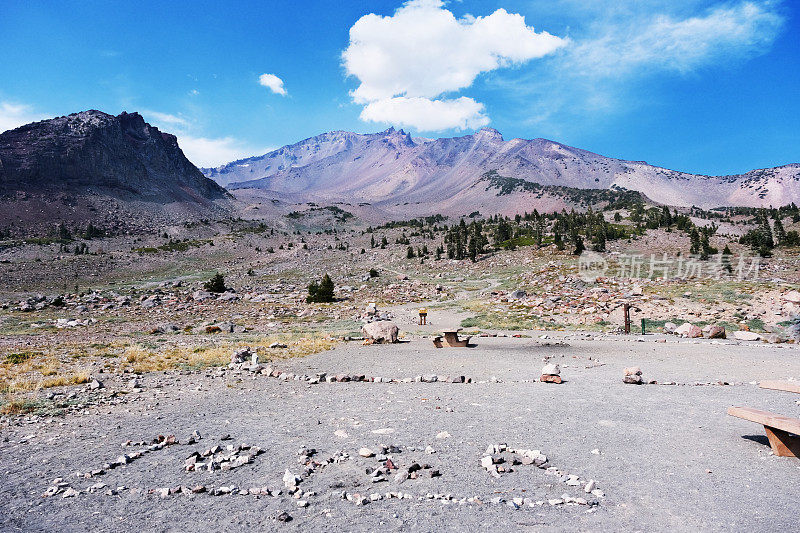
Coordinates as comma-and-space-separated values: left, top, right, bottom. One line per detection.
759, 380, 800, 394
727, 406, 800, 457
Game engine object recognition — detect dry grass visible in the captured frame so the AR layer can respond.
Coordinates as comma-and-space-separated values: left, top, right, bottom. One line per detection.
0, 397, 39, 415
39, 373, 90, 389
0, 331, 337, 412
1, 371, 91, 394
121, 333, 337, 373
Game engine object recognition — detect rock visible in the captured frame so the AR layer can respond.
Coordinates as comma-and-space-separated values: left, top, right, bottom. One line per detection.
509, 289, 527, 299
540, 374, 562, 384
88, 379, 103, 390
481, 456, 494, 469
62, 487, 79, 498
783, 290, 800, 303
675, 322, 702, 338
436, 431, 450, 439
192, 290, 213, 301
393, 470, 409, 483
361, 321, 399, 344
702, 325, 726, 339
358, 448, 374, 458
631, 284, 643, 296
663, 322, 677, 334
541, 363, 560, 376
283, 469, 300, 488
269, 342, 288, 349
584, 480, 596, 493
733, 330, 762, 341
231, 347, 252, 364
276, 511, 292, 522
539, 362, 562, 382
623, 367, 643, 384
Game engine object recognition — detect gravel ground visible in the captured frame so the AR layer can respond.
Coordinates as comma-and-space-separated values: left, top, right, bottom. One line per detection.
1, 334, 799, 532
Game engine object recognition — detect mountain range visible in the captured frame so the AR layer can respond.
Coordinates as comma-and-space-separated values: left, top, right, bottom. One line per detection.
2, 109, 798, 235
204, 127, 800, 216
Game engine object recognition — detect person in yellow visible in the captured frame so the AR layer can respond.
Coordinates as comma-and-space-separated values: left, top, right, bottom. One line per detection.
418, 307, 428, 325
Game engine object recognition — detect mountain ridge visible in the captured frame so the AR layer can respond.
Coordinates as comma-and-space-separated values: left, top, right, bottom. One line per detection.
204, 127, 800, 213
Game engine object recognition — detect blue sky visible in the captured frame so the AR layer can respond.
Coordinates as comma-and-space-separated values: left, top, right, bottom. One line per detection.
1, 0, 797, 175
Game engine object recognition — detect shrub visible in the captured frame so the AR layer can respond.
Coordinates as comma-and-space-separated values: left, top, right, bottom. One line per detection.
307, 273, 335, 303
204, 273, 227, 293
6, 352, 33, 364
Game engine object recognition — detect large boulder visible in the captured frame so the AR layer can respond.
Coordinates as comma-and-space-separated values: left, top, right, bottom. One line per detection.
733, 330, 762, 341
702, 325, 726, 339
362, 321, 399, 344
663, 322, 677, 334
675, 323, 702, 338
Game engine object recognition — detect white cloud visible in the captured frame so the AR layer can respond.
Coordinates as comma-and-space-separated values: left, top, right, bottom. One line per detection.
343, 0, 566, 131
177, 136, 268, 168
258, 73, 287, 96
0, 101, 47, 133
141, 109, 265, 167
360, 96, 489, 131
504, 0, 785, 132
570, 1, 785, 76
140, 110, 190, 128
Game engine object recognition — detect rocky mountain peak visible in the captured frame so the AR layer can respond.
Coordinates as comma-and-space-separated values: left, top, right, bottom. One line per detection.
473, 127, 504, 142
0, 110, 227, 202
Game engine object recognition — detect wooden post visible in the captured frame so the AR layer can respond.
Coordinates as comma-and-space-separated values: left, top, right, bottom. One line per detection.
623, 303, 631, 334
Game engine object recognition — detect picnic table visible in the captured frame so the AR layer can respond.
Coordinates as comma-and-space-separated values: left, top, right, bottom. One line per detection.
432, 329, 471, 348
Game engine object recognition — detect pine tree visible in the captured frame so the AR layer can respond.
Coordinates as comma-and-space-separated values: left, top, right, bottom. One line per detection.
689, 228, 701, 255
700, 234, 710, 260
722, 244, 733, 273
554, 230, 564, 250
204, 273, 226, 293
593, 226, 606, 252
774, 218, 786, 246
307, 273, 335, 303
573, 235, 585, 255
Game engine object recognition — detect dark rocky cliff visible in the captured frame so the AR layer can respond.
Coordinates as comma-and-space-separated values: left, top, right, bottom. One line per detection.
0, 110, 227, 202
